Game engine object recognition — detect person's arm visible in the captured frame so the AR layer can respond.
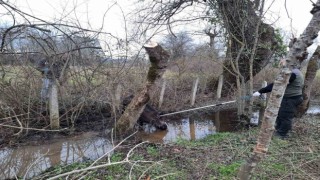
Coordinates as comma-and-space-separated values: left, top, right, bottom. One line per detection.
289, 72, 296, 83
257, 73, 296, 94
258, 83, 273, 94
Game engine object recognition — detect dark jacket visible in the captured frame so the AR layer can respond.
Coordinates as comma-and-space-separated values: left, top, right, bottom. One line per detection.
258, 69, 304, 98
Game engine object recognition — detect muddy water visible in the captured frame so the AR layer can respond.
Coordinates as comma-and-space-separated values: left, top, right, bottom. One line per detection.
0, 132, 113, 179
138, 109, 240, 143
0, 109, 239, 179
1, 106, 318, 179
137, 105, 320, 144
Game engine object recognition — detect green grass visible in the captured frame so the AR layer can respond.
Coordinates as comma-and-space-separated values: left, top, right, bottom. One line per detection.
208, 161, 242, 179
35, 117, 320, 180
146, 145, 159, 156
176, 132, 234, 147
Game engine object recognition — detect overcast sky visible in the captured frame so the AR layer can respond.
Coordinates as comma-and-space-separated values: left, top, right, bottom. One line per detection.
2, 0, 314, 35
0, 0, 316, 54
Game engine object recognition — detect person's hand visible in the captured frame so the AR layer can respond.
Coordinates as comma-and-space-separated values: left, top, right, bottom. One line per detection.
279, 59, 287, 67
253, 91, 261, 97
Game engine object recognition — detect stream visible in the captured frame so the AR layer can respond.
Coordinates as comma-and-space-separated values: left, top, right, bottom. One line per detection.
1, 107, 319, 179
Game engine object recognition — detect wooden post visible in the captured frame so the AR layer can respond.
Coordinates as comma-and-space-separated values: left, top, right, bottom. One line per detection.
216, 75, 223, 99
189, 119, 196, 140
158, 79, 166, 108
49, 80, 59, 129
114, 83, 122, 111
191, 77, 199, 106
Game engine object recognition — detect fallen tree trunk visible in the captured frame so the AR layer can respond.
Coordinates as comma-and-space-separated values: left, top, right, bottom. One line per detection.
296, 46, 320, 117
115, 42, 169, 135
238, 1, 320, 179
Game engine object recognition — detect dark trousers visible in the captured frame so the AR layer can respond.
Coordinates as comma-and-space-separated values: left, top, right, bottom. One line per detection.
275, 95, 303, 136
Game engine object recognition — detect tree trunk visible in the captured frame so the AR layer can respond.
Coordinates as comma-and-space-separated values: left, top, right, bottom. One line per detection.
238, 2, 320, 179
115, 42, 169, 135
216, 0, 277, 97
296, 46, 320, 117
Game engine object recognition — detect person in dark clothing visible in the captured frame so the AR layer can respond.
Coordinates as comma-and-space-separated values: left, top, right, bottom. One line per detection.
253, 68, 304, 139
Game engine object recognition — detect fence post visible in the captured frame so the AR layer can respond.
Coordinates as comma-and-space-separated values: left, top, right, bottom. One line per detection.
216, 75, 223, 99
158, 79, 167, 108
191, 77, 199, 106
49, 80, 59, 129
114, 83, 122, 111
258, 81, 267, 125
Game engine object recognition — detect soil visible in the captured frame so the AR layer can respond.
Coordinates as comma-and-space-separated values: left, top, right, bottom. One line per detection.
0, 110, 113, 148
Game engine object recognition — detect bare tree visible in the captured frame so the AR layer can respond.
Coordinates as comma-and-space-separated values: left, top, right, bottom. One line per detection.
208, 0, 278, 97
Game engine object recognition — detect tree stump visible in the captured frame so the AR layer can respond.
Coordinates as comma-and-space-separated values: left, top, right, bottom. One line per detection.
115, 42, 169, 135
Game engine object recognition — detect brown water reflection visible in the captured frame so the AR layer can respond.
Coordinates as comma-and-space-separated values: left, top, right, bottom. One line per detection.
0, 109, 249, 179
138, 109, 239, 143
0, 132, 113, 179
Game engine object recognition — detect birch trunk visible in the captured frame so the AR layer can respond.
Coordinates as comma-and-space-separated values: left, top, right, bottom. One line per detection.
296, 46, 320, 117
238, 2, 320, 179
115, 42, 169, 135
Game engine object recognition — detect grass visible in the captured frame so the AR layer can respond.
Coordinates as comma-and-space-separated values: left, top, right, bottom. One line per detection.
34, 115, 320, 179
176, 132, 235, 147
146, 145, 160, 156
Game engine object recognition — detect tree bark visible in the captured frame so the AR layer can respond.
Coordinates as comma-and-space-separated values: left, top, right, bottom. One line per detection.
238, 1, 320, 179
216, 0, 278, 96
296, 46, 320, 117
115, 42, 169, 135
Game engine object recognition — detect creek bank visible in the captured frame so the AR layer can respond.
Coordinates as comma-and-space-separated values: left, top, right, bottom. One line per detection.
34, 114, 320, 179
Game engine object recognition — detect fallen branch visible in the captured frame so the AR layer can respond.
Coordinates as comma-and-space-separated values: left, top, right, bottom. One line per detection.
47, 141, 152, 180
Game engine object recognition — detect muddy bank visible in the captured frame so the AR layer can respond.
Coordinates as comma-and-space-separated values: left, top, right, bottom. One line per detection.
35, 114, 320, 180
